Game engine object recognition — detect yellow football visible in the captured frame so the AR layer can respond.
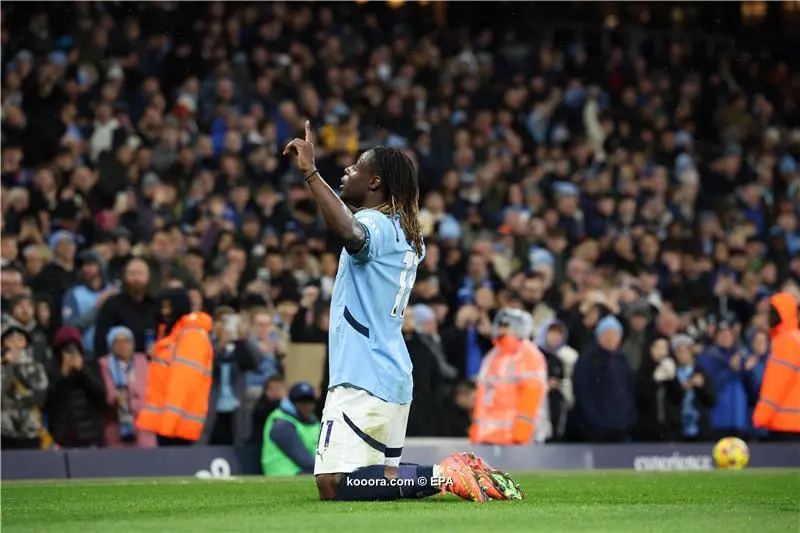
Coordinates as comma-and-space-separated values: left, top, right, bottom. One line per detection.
712, 437, 750, 470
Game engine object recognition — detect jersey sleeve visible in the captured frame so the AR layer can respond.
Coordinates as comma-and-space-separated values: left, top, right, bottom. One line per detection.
349, 209, 388, 263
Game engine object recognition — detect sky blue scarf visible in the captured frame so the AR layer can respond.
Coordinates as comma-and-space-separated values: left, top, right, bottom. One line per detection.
677, 366, 700, 437
109, 356, 135, 439
217, 344, 241, 413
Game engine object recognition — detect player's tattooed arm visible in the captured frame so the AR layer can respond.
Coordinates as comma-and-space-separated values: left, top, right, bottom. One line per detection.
284, 121, 366, 251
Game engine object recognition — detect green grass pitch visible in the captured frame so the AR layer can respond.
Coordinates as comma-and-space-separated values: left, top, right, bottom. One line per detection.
2, 470, 798, 533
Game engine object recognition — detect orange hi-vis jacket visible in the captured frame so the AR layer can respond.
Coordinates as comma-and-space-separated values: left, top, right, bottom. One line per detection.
470, 337, 549, 445
136, 312, 214, 442
753, 292, 800, 433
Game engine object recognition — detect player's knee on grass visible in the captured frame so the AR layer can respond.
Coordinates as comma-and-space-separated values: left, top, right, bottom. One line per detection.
316, 474, 342, 500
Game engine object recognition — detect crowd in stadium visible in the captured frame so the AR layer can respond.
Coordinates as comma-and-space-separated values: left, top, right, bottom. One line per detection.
2, 2, 799, 453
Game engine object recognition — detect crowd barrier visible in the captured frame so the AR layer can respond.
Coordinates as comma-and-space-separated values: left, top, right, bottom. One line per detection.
3, 440, 799, 481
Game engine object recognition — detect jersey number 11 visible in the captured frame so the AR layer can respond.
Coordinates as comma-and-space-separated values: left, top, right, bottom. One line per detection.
390, 250, 419, 318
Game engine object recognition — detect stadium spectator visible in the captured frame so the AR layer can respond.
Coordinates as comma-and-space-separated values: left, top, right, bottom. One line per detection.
634, 337, 681, 441
672, 334, 717, 442
33, 293, 56, 345
403, 306, 444, 437
0, 267, 26, 310
536, 319, 577, 441
741, 327, 770, 440
93, 258, 157, 356
697, 318, 750, 439
244, 306, 287, 413
441, 304, 493, 381
61, 250, 113, 359
572, 316, 636, 443
29, 230, 77, 327
290, 285, 328, 343
205, 306, 260, 446
620, 299, 653, 374
45, 326, 106, 448
1, 325, 48, 449
411, 303, 459, 388
441, 380, 476, 438
4, 294, 50, 365
261, 381, 320, 477
250, 374, 287, 447
98, 326, 156, 448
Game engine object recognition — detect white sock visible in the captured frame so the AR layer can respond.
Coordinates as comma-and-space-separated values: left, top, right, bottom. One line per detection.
432, 464, 444, 479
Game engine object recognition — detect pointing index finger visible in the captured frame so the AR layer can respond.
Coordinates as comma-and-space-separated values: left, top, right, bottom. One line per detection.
305, 120, 313, 143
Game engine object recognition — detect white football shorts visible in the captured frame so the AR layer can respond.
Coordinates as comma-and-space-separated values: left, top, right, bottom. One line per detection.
313, 385, 410, 475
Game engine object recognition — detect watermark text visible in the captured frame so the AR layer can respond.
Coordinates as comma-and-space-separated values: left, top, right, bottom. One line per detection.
345, 476, 453, 487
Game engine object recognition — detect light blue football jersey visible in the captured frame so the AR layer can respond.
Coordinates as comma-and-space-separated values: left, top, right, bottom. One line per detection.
327, 209, 424, 405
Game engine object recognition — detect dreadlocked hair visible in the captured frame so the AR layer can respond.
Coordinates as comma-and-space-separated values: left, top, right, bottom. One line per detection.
369, 146, 424, 257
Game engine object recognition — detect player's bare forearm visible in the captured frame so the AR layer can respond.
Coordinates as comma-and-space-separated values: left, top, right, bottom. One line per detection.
306, 172, 366, 251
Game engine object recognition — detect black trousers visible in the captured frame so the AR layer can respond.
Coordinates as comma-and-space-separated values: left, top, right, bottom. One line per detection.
1, 436, 40, 449
157, 435, 194, 447
769, 431, 800, 442
209, 412, 235, 446
713, 428, 747, 441
587, 427, 629, 443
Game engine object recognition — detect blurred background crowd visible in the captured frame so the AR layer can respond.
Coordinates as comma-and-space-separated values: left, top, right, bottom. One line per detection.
2, 1, 799, 452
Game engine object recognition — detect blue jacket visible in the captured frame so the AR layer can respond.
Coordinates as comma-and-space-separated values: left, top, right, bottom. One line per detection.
741, 330, 770, 438
743, 356, 769, 438
573, 344, 636, 431
61, 251, 109, 355
697, 344, 749, 431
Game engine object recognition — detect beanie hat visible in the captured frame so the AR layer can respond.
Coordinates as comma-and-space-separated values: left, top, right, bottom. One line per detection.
595, 316, 623, 339
48, 230, 75, 250
7, 294, 32, 312
412, 304, 436, 331
671, 334, 694, 351
107, 326, 134, 351
53, 326, 83, 352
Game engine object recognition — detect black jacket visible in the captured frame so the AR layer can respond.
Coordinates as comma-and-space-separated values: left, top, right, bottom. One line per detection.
204, 340, 260, 445
635, 360, 716, 442
572, 344, 637, 435
541, 347, 568, 441
93, 291, 158, 355
440, 396, 472, 437
405, 332, 444, 437
45, 361, 107, 447
440, 326, 492, 380
29, 262, 76, 327
634, 358, 684, 442
290, 307, 327, 343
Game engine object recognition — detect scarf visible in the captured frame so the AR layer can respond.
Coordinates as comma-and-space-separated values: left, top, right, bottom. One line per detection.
246, 335, 280, 389
677, 365, 700, 437
419, 333, 458, 380
109, 355, 136, 439
464, 327, 483, 380
12, 379, 54, 449
217, 344, 241, 413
